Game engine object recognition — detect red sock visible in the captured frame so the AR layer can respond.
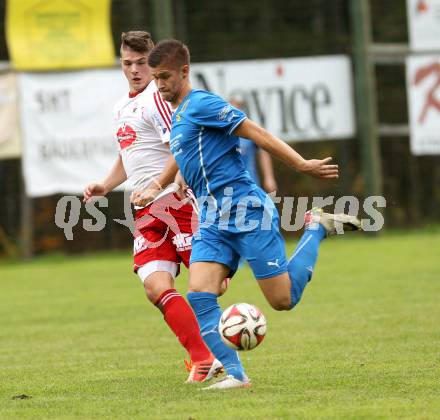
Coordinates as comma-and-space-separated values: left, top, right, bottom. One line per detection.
155, 289, 212, 362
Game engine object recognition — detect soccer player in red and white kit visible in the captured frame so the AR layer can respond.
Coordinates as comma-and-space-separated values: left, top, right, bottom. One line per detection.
83, 31, 222, 383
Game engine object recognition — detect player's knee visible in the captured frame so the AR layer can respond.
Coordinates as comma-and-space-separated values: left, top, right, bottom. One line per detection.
143, 282, 160, 303
188, 279, 224, 295
268, 295, 292, 311
143, 274, 174, 303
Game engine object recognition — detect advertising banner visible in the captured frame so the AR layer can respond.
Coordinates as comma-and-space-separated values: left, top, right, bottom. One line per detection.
191, 55, 356, 142
19, 69, 127, 197
6, 0, 114, 70
407, 0, 440, 51
406, 55, 440, 155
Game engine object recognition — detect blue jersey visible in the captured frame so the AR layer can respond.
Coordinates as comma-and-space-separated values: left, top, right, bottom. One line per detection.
170, 89, 287, 279
170, 90, 255, 205
239, 137, 260, 185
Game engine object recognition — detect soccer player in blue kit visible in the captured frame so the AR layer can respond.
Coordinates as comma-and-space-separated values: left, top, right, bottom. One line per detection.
148, 39, 362, 389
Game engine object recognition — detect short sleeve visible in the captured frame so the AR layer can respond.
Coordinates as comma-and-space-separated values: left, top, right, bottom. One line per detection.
191, 93, 247, 135
149, 90, 172, 143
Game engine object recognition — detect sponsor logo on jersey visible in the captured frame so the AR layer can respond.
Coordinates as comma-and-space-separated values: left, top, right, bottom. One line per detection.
117, 123, 137, 149
172, 233, 192, 251
175, 99, 190, 122
131, 102, 144, 116
170, 133, 182, 151
153, 114, 168, 135
217, 105, 232, 121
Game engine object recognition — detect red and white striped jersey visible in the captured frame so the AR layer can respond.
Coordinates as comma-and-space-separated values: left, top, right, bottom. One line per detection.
113, 80, 173, 193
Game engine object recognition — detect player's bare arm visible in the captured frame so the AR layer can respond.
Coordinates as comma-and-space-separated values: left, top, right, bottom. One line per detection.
234, 119, 339, 180
130, 154, 179, 206
258, 149, 278, 192
83, 154, 127, 203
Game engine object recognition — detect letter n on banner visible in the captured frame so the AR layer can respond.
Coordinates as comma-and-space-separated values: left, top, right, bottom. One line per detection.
6, 0, 114, 70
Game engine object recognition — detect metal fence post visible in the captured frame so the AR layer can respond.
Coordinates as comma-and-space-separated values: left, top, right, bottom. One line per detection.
151, 0, 174, 40
350, 0, 383, 200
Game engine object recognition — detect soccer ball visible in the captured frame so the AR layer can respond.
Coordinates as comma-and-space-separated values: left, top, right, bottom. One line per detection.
218, 303, 267, 351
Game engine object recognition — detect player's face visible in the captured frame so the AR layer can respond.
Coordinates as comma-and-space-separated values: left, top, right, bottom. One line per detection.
151, 64, 189, 105
120, 47, 151, 93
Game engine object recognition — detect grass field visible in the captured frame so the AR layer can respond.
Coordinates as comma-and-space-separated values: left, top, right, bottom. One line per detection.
1, 229, 440, 419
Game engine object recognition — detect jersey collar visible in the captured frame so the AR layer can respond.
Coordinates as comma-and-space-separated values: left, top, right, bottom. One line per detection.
175, 89, 194, 114
128, 80, 154, 98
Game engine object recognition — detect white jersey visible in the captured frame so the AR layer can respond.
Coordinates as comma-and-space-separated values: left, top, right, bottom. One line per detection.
114, 81, 174, 195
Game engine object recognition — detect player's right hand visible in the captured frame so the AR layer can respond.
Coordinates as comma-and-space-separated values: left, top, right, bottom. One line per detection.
83, 183, 108, 203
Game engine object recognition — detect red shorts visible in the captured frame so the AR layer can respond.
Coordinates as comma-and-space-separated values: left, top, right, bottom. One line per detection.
133, 193, 197, 273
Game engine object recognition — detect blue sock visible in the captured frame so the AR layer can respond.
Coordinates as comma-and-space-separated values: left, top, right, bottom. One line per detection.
187, 292, 245, 381
287, 224, 326, 308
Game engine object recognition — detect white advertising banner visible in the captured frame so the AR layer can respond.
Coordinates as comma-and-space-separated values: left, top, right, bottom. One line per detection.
0, 72, 21, 159
407, 0, 440, 51
406, 55, 440, 155
191, 55, 355, 141
19, 69, 127, 197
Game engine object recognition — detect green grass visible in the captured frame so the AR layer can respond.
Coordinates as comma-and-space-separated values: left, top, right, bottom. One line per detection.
1, 230, 440, 419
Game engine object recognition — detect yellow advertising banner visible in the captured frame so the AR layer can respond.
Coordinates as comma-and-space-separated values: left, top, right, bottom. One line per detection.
6, 0, 115, 70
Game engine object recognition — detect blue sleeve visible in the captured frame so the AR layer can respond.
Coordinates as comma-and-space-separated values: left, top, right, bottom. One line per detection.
191, 93, 247, 135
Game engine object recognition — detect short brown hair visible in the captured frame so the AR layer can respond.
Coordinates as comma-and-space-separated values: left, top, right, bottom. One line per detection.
121, 31, 154, 54
148, 39, 190, 69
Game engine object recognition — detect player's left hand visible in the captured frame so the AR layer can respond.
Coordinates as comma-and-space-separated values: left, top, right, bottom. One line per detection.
301, 157, 339, 179
130, 186, 162, 207
263, 177, 278, 193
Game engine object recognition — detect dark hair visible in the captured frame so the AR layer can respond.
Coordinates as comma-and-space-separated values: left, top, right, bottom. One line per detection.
121, 31, 154, 54
148, 39, 190, 68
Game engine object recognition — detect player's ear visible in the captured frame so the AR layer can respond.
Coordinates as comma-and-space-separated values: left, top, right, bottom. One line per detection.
181, 64, 189, 79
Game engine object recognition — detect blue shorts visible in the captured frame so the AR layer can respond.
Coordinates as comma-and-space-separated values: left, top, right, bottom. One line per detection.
190, 189, 287, 279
